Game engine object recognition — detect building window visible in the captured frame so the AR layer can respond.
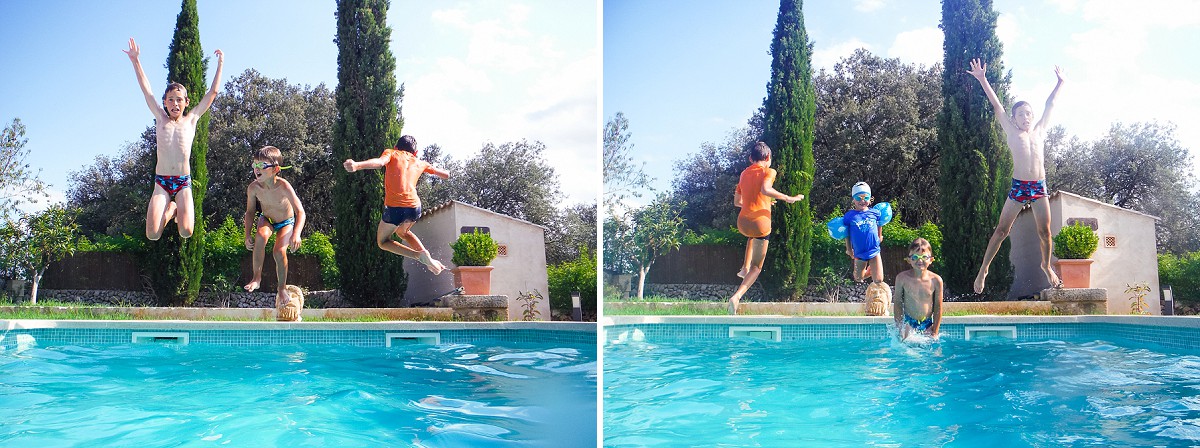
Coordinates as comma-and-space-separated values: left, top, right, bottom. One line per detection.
1065, 218, 1098, 231
1104, 235, 1117, 248
460, 226, 490, 235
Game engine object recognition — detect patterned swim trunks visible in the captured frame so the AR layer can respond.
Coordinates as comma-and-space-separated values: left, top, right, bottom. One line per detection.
1008, 179, 1046, 205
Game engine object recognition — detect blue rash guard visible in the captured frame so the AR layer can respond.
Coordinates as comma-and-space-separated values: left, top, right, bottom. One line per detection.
843, 208, 882, 260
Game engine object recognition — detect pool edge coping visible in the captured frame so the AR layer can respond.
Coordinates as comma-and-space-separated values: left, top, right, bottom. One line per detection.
2, 319, 596, 333
602, 314, 1200, 328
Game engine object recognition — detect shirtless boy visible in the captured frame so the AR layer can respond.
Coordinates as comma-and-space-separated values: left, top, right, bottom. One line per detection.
894, 238, 943, 339
124, 37, 224, 240
967, 58, 1065, 293
243, 146, 306, 308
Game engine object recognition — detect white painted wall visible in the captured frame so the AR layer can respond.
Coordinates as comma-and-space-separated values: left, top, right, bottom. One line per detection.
1010, 192, 1160, 314
404, 201, 550, 320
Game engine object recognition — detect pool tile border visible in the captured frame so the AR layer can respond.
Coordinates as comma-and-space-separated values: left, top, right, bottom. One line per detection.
0, 320, 596, 348
603, 315, 1200, 352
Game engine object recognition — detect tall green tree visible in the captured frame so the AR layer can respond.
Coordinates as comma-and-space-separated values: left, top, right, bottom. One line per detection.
937, 0, 1012, 296
762, 0, 817, 298
0, 205, 79, 304
812, 49, 943, 226
0, 118, 49, 220
148, 0, 210, 304
603, 112, 653, 214
332, 0, 407, 306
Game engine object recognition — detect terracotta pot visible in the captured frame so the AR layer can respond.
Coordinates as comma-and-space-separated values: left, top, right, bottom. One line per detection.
1055, 259, 1094, 288
453, 266, 495, 295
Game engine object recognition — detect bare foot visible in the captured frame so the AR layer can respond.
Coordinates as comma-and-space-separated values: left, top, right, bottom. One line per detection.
244, 279, 260, 292
974, 270, 987, 294
728, 296, 740, 315
419, 251, 445, 275
163, 201, 178, 224
1045, 268, 1062, 289
736, 268, 747, 279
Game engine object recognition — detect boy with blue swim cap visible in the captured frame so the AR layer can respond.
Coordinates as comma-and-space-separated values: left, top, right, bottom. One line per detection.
841, 181, 892, 316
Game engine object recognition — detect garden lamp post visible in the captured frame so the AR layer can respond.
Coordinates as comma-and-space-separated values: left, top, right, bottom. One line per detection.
1162, 285, 1174, 316
571, 291, 582, 321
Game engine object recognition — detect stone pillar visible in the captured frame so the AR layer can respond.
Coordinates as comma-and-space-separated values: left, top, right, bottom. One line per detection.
1043, 288, 1108, 315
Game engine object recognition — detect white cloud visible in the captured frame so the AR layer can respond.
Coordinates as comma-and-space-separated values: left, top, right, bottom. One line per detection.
854, 0, 887, 13
400, 2, 597, 203
995, 13, 1019, 52
886, 27, 941, 67
813, 38, 872, 71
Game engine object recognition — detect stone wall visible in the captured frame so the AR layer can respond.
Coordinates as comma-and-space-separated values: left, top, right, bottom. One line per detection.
36, 289, 353, 309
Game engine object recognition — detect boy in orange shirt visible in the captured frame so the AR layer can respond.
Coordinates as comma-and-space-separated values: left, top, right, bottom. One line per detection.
343, 135, 450, 274
729, 142, 804, 314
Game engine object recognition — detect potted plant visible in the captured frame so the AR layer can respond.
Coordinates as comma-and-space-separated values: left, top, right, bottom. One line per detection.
450, 229, 499, 295
1052, 222, 1099, 288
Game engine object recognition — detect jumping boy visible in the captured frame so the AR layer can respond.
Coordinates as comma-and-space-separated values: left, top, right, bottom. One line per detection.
243, 146, 307, 311
729, 142, 804, 315
967, 58, 1065, 293
343, 135, 450, 274
843, 182, 891, 316
123, 38, 224, 240
893, 238, 943, 339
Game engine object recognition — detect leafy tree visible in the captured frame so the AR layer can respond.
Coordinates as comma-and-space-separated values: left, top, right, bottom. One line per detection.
0, 118, 49, 220
545, 202, 597, 265
761, 0, 817, 298
332, 0, 407, 307
603, 112, 653, 213
206, 69, 337, 232
812, 49, 943, 225
630, 194, 685, 299
1046, 121, 1200, 254
451, 140, 562, 226
67, 128, 157, 237
937, 0, 1013, 296
671, 125, 759, 232
603, 212, 636, 275
0, 205, 79, 304
147, 0, 211, 305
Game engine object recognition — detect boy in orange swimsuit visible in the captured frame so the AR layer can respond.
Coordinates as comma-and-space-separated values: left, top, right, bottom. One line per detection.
343, 135, 450, 274
729, 142, 804, 314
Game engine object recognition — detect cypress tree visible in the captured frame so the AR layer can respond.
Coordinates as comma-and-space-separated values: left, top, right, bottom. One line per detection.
937, 0, 1013, 296
332, 0, 407, 306
762, 0, 817, 298
149, 0, 208, 304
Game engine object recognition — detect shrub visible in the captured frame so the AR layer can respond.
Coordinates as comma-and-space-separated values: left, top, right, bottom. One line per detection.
203, 216, 246, 292
680, 226, 743, 246
547, 248, 597, 317
1160, 251, 1200, 302
450, 230, 498, 266
76, 233, 148, 254
1052, 223, 1098, 259
297, 230, 339, 289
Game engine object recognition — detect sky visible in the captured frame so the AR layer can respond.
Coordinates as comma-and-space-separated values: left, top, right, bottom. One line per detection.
604, 0, 1200, 203
0, 0, 600, 213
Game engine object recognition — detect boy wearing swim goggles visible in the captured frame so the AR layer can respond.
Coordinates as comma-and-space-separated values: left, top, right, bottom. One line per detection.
243, 146, 307, 317
894, 238, 943, 339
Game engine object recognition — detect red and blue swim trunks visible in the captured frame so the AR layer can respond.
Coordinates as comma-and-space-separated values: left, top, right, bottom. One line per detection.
154, 174, 191, 199
1008, 179, 1046, 205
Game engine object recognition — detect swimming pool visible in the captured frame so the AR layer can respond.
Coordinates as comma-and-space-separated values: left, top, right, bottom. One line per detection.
1, 321, 596, 447
604, 316, 1200, 447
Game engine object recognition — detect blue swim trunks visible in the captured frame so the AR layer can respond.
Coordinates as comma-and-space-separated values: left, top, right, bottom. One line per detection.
903, 314, 933, 332
258, 213, 294, 232
382, 206, 421, 225
1008, 179, 1047, 205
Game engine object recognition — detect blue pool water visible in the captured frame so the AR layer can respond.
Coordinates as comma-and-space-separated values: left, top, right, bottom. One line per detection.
1, 340, 596, 447
605, 331, 1200, 447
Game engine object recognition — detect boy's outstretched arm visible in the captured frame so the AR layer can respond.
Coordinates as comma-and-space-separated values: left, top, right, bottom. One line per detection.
759, 170, 804, 203
123, 38, 166, 121
282, 180, 306, 252
343, 156, 388, 172
1036, 66, 1066, 131
191, 49, 225, 118
966, 58, 1014, 132
426, 165, 451, 180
